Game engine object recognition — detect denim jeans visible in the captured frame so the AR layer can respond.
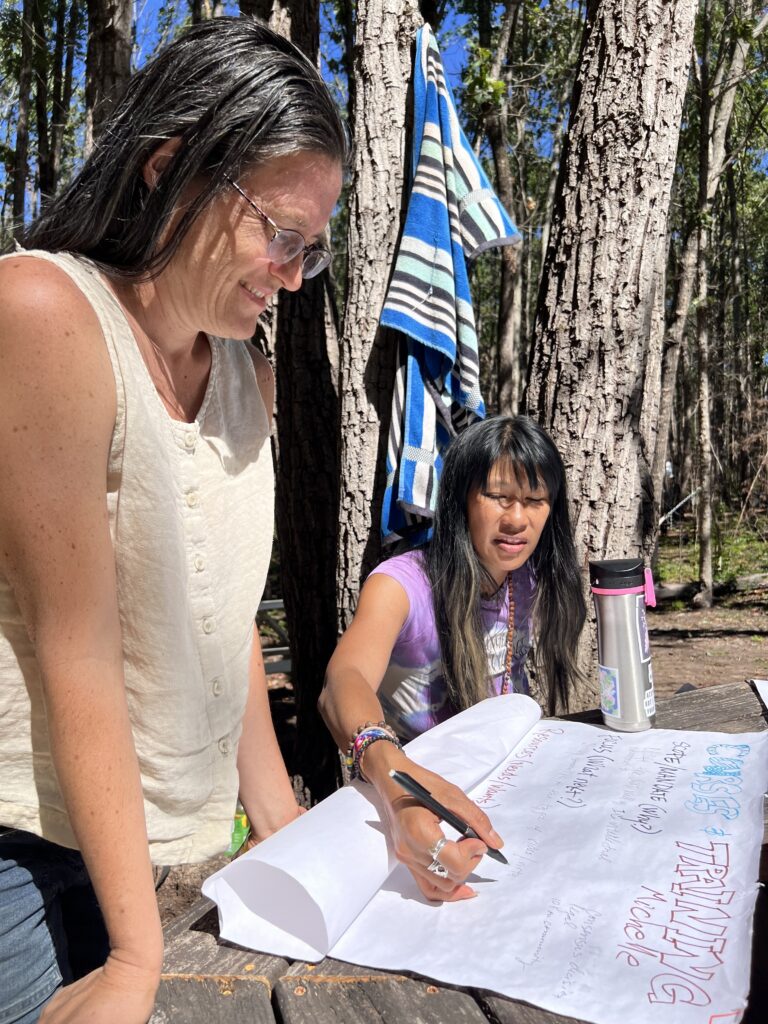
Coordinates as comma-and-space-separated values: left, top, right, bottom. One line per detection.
0, 827, 109, 1024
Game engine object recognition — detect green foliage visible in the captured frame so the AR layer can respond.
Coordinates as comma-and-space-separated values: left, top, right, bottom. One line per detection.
462, 42, 505, 111
656, 514, 768, 584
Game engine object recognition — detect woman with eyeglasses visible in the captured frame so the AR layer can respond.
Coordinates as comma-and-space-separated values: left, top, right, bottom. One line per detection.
0, 17, 346, 1024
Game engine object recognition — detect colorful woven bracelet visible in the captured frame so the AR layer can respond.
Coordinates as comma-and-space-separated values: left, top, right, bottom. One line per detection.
346, 722, 401, 782
352, 733, 402, 782
345, 721, 397, 767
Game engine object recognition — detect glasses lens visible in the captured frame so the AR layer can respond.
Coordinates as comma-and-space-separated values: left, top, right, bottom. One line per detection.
267, 229, 305, 265
302, 247, 332, 279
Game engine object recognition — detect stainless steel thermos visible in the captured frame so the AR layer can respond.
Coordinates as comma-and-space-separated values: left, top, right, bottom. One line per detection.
589, 558, 657, 732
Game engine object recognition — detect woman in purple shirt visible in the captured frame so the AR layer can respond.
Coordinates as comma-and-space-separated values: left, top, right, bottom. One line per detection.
320, 416, 584, 903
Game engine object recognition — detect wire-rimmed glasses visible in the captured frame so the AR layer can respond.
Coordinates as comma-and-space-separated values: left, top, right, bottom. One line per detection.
225, 177, 332, 280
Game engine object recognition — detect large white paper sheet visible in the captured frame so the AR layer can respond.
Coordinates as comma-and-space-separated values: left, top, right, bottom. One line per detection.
752, 678, 768, 712
203, 694, 540, 959
204, 695, 768, 1024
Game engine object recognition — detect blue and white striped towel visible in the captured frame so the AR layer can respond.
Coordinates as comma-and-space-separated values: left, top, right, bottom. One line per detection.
380, 24, 521, 545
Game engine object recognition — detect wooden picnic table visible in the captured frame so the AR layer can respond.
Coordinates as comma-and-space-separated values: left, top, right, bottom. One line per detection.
150, 680, 768, 1024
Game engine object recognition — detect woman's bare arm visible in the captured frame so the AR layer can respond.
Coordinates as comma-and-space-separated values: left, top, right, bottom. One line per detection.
0, 258, 162, 1021
319, 573, 503, 901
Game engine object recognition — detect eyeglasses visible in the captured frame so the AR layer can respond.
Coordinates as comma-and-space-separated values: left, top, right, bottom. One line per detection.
225, 177, 332, 280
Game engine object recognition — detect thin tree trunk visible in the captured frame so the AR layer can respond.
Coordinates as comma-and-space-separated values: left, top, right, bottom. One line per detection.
650, 230, 698, 527
32, 2, 53, 202
84, 0, 132, 153
695, 5, 714, 605
12, 0, 35, 233
478, 2, 521, 414
526, 0, 696, 702
336, 0, 422, 628
47, 0, 78, 197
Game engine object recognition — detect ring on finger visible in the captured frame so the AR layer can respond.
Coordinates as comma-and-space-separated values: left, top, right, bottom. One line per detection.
426, 858, 449, 878
428, 836, 449, 862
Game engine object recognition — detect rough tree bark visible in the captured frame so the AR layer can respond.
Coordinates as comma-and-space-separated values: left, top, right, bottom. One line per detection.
526, 0, 696, 703
84, 0, 132, 152
253, 0, 345, 801
336, 0, 423, 626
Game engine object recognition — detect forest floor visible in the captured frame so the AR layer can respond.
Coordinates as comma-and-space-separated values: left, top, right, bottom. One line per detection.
156, 586, 768, 927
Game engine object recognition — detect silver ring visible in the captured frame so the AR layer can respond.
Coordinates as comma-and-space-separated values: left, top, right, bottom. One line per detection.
427, 859, 449, 878
428, 836, 448, 861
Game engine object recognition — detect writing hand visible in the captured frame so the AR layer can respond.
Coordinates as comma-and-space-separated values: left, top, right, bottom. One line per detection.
364, 746, 504, 903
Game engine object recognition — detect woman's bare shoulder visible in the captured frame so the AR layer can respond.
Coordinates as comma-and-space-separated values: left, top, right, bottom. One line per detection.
0, 253, 116, 425
0, 253, 98, 327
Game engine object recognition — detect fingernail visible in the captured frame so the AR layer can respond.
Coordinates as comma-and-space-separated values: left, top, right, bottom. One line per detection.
462, 890, 478, 900
489, 829, 503, 845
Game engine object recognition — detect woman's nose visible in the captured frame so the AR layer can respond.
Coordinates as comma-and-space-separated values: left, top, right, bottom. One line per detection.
272, 255, 304, 292
501, 501, 525, 527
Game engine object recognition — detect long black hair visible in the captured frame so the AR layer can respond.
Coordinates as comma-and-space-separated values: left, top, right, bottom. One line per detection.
19, 16, 349, 275
424, 415, 585, 715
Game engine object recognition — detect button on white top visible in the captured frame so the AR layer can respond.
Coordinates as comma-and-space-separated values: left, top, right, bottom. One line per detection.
186, 491, 199, 508
211, 677, 223, 697
202, 616, 216, 634
184, 432, 196, 449
193, 554, 205, 572
218, 737, 231, 755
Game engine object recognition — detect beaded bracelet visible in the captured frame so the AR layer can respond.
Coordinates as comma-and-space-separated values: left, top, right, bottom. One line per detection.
346, 721, 402, 782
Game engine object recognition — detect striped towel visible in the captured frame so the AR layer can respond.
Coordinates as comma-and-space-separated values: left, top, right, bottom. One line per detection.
380, 24, 521, 545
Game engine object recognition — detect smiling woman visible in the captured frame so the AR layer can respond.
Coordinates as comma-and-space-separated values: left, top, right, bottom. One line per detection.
318, 415, 586, 907
0, 15, 347, 1024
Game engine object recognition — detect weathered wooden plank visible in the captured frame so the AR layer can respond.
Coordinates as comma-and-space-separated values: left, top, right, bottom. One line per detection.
150, 975, 275, 1024
162, 895, 216, 945
283, 956, 407, 980
654, 681, 766, 733
274, 975, 489, 1023
163, 897, 288, 983
474, 992, 588, 1024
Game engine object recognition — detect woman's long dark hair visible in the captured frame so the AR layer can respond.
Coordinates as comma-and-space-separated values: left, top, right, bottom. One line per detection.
19, 16, 349, 275
424, 415, 585, 715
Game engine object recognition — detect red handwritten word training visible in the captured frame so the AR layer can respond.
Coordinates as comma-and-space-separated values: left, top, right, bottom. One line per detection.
616, 840, 734, 1007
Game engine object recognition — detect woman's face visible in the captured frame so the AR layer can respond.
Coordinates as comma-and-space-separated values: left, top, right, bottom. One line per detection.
159, 150, 343, 340
467, 460, 551, 587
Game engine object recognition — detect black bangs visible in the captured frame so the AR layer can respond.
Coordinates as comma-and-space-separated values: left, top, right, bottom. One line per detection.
450, 414, 564, 504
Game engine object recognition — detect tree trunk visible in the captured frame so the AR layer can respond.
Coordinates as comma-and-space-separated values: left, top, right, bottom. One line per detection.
653, 6, 768, 558
239, 0, 273, 18
12, 0, 35, 233
478, 2, 520, 414
526, 0, 696, 704
46, 0, 77, 200
257, 0, 345, 802
650, 229, 698, 527
32, 2, 53, 203
84, 0, 132, 153
336, 0, 422, 627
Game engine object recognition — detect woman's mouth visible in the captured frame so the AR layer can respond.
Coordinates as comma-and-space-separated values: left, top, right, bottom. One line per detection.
240, 282, 267, 303
495, 536, 527, 553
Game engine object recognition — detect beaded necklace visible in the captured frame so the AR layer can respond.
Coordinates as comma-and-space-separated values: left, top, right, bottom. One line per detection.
500, 573, 516, 696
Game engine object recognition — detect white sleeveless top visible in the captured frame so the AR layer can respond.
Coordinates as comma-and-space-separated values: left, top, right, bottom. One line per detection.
0, 251, 275, 864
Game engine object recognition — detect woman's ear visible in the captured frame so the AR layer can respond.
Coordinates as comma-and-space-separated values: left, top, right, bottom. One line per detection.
141, 137, 184, 188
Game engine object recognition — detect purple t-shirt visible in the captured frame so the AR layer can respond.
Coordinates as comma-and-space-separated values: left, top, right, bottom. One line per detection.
369, 550, 535, 741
